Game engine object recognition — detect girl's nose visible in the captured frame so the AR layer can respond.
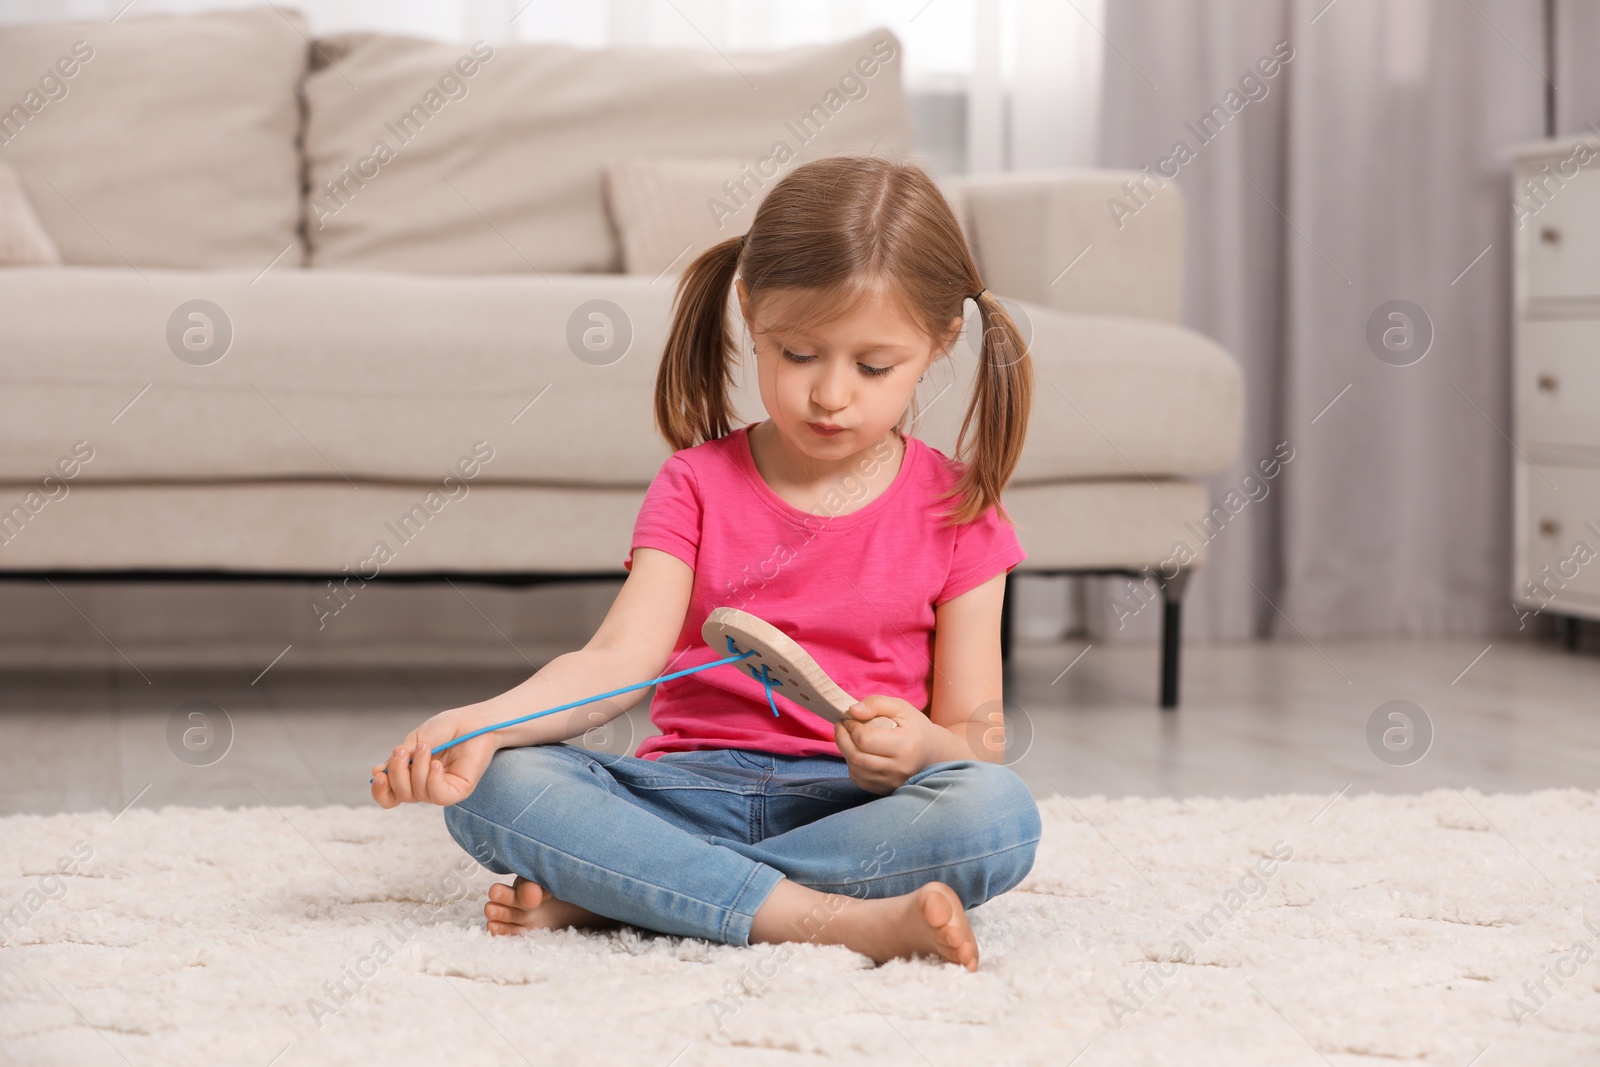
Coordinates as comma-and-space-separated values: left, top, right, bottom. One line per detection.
811, 363, 852, 411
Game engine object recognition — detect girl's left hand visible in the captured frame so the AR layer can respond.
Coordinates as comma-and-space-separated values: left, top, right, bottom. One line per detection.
834, 695, 941, 795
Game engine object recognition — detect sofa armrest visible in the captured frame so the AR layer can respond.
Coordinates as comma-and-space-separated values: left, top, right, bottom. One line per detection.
949, 169, 1184, 323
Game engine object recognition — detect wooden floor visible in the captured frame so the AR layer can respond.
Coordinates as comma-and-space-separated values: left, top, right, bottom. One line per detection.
2, 634, 1596, 817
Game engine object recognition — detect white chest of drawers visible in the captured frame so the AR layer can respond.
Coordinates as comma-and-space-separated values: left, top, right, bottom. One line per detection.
1511, 139, 1600, 627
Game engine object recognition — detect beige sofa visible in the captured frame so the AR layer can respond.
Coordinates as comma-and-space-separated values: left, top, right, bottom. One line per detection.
0, 8, 1242, 706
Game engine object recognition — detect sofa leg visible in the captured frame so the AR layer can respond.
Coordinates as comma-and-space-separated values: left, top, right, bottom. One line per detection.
1000, 571, 1013, 663
1157, 569, 1190, 710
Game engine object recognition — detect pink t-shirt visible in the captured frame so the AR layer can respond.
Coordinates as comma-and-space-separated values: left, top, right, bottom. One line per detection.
623, 421, 1027, 760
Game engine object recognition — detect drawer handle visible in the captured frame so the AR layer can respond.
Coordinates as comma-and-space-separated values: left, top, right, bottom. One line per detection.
1537, 372, 1559, 393
1540, 226, 1562, 245
1539, 517, 1561, 537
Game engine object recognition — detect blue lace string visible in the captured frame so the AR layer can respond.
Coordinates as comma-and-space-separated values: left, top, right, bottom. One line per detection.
728, 635, 785, 719
371, 637, 786, 783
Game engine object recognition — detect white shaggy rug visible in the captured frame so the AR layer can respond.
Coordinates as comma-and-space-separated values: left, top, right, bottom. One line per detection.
3, 788, 1598, 1066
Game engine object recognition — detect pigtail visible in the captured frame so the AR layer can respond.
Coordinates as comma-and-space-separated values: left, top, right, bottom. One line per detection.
937, 289, 1034, 527
655, 234, 746, 450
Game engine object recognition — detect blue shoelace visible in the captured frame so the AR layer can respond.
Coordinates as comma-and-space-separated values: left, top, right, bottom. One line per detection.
370, 636, 785, 783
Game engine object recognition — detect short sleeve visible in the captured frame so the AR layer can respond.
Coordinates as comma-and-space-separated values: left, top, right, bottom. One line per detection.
935, 501, 1028, 606
625, 454, 702, 573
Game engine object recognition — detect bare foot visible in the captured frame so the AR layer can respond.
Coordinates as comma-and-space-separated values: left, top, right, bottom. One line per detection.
750, 879, 979, 971
483, 876, 622, 936
839, 882, 979, 971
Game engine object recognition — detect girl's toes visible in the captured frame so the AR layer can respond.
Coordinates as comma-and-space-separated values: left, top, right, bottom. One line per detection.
488, 883, 514, 905
920, 885, 955, 928
512, 878, 546, 909
486, 908, 527, 935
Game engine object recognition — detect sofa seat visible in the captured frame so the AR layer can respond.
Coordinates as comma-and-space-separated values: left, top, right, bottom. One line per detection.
0, 267, 1241, 493
0, 478, 1211, 574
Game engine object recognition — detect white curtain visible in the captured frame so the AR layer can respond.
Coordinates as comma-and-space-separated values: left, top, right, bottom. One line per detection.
1096, 0, 1546, 642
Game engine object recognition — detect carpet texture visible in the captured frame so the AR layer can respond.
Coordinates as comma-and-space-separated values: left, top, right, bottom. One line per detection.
2, 788, 1598, 1066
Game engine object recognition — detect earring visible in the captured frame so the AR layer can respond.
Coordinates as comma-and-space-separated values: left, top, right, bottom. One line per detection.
918, 373, 925, 382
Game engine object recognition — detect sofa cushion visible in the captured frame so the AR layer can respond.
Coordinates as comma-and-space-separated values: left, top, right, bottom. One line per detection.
909, 303, 1244, 483
0, 7, 308, 270
604, 155, 977, 276
0, 479, 1214, 574
0, 268, 1241, 488
301, 29, 913, 274
0, 161, 59, 266
604, 156, 766, 276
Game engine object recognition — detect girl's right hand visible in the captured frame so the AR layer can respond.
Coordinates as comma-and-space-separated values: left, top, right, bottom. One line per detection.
371, 708, 500, 809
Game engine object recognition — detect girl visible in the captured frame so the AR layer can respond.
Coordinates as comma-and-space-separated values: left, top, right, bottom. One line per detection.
372, 155, 1040, 972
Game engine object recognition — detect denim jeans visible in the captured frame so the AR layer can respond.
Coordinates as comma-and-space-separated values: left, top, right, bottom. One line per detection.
442, 742, 1042, 948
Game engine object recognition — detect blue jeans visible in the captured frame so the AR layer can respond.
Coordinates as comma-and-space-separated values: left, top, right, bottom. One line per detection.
442, 742, 1042, 948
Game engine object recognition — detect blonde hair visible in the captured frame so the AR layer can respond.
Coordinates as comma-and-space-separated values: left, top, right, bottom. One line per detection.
654, 155, 1032, 527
